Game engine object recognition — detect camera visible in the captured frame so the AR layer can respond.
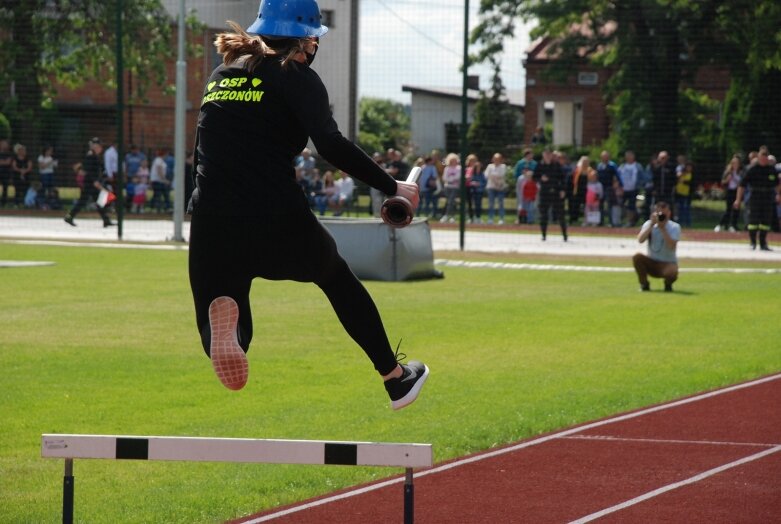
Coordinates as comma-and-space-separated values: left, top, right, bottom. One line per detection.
656, 212, 666, 221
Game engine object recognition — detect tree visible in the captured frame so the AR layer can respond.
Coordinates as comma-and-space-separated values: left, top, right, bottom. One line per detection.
467, 64, 522, 161
471, 1, 781, 162
0, 1, 203, 146
357, 97, 410, 155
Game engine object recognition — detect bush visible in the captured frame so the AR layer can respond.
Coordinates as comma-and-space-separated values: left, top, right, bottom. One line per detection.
0, 112, 10, 140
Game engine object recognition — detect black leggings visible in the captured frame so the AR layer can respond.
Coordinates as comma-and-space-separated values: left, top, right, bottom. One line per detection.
188, 212, 398, 375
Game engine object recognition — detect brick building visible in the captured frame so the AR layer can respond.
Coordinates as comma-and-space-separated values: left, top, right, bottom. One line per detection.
523, 26, 730, 150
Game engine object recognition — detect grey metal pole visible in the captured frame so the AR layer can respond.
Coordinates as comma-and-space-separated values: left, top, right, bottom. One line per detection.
458, 0, 470, 251
62, 459, 74, 524
172, 0, 187, 242
116, 0, 124, 239
403, 468, 414, 524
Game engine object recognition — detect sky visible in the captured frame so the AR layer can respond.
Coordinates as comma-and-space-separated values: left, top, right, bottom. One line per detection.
358, 0, 533, 103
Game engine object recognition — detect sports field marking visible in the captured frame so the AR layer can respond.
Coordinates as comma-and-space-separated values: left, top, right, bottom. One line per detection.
561, 434, 780, 448
0, 260, 56, 268
567, 445, 781, 524
435, 259, 781, 274
243, 372, 781, 523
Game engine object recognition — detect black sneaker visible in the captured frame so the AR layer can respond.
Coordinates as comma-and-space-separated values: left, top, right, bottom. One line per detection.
760, 245, 772, 251
640, 283, 650, 292
103, 221, 116, 228
750, 243, 757, 250
664, 283, 673, 292
385, 361, 429, 410
64, 215, 76, 226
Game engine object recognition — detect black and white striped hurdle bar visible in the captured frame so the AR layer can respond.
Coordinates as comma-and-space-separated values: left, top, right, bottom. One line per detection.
42, 434, 433, 524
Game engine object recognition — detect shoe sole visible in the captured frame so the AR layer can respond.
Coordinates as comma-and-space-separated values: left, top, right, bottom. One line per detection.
391, 364, 430, 411
208, 296, 248, 391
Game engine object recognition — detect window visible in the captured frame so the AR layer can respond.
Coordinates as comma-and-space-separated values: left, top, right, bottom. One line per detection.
577, 72, 599, 86
322, 9, 334, 28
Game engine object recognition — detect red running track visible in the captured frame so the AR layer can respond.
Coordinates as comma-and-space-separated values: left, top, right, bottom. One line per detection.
234, 373, 781, 523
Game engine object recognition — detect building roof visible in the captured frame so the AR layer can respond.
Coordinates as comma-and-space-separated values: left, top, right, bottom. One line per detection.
401, 85, 524, 108
526, 20, 616, 61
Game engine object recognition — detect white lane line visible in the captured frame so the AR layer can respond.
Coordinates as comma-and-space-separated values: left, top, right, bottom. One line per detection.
568, 445, 781, 524
561, 435, 781, 448
242, 372, 781, 523
435, 259, 781, 274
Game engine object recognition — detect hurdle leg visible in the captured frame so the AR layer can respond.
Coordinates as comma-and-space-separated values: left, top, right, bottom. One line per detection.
403, 468, 414, 524
62, 458, 74, 524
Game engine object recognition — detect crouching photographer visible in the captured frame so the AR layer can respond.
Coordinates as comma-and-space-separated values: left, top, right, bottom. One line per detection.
632, 201, 680, 292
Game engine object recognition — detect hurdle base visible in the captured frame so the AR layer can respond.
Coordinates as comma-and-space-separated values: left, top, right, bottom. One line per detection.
404, 467, 414, 524
63, 458, 74, 524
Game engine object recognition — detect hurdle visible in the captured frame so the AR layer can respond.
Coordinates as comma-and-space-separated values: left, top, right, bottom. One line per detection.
42, 434, 433, 524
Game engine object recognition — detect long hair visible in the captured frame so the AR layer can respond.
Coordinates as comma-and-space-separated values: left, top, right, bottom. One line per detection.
214, 21, 306, 71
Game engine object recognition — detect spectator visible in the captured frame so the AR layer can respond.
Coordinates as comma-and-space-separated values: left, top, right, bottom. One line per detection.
64, 137, 114, 227
596, 150, 621, 226
675, 154, 687, 175
440, 152, 461, 223
463, 154, 477, 222
11, 143, 33, 208
125, 144, 146, 178
674, 161, 694, 227
534, 149, 567, 241
150, 149, 171, 212
651, 150, 677, 206
568, 155, 590, 224
369, 152, 386, 217
734, 150, 779, 251
131, 175, 148, 213
468, 156, 486, 223
104, 141, 118, 184
331, 171, 355, 216
485, 152, 508, 225
584, 169, 603, 226
633, 201, 680, 292
296, 148, 317, 182
418, 156, 438, 218
315, 170, 336, 215
164, 148, 175, 185
0, 139, 11, 207
618, 150, 641, 227
531, 125, 547, 145
37, 145, 58, 208
715, 156, 743, 232
772, 154, 781, 233
513, 148, 537, 182
386, 149, 409, 181
517, 168, 538, 224
640, 154, 657, 222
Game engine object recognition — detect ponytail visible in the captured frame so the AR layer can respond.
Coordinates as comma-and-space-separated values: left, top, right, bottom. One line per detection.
214, 21, 306, 71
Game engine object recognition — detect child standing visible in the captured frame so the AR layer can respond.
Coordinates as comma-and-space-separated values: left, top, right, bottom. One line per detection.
518, 169, 538, 224
131, 175, 148, 213
584, 171, 603, 226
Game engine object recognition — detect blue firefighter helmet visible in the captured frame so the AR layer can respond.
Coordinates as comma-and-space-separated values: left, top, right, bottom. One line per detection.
247, 0, 329, 38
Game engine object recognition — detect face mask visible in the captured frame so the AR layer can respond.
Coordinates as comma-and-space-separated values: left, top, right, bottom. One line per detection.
304, 38, 319, 66
305, 47, 317, 66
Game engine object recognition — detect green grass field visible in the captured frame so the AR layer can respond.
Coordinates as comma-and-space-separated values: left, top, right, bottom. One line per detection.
1, 242, 780, 523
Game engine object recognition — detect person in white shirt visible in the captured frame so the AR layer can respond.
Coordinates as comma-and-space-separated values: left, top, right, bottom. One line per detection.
37, 145, 58, 205
150, 149, 171, 212
330, 171, 354, 216
484, 152, 508, 224
618, 150, 641, 226
633, 201, 680, 292
103, 143, 118, 183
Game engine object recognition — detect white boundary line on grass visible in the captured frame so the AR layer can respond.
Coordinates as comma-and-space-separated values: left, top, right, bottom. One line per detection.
243, 372, 781, 523
568, 445, 781, 524
435, 259, 781, 274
